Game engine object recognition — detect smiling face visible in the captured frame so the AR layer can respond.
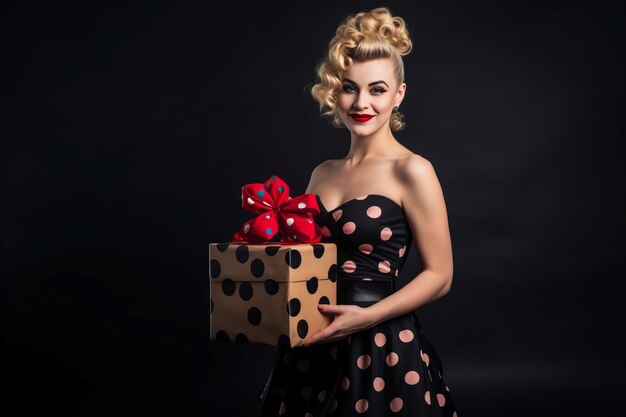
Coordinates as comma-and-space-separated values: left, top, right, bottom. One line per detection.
337, 57, 406, 137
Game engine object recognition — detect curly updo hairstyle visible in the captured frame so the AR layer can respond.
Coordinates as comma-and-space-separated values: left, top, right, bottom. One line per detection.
311, 7, 412, 131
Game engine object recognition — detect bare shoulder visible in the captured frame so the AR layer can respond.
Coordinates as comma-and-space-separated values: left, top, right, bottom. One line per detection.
396, 153, 436, 182
308, 159, 329, 180
306, 159, 338, 193
312, 158, 344, 180
395, 153, 444, 207
312, 158, 336, 173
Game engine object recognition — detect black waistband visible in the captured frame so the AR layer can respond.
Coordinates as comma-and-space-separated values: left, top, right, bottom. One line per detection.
336, 278, 395, 307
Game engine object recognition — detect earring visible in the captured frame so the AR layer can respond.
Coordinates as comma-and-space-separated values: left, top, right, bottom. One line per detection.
393, 105, 399, 113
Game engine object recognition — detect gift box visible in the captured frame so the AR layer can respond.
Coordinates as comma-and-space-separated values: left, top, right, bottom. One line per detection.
209, 241, 338, 347
208, 174, 337, 347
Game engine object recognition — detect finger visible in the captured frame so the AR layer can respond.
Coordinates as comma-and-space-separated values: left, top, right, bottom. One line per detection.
304, 327, 333, 346
317, 304, 345, 314
303, 323, 337, 346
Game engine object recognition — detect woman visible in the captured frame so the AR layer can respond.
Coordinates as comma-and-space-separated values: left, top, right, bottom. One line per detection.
258, 7, 458, 416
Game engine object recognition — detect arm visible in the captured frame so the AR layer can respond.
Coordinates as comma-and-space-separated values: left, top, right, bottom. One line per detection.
366, 157, 454, 326
302, 156, 453, 345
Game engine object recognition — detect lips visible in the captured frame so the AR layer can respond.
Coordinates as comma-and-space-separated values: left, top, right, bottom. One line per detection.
350, 113, 375, 122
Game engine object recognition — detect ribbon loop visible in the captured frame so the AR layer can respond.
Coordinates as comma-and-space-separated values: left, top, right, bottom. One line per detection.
232, 174, 322, 244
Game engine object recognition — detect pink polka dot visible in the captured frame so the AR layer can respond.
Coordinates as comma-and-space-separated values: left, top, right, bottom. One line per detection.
355, 195, 368, 200
329, 399, 338, 412
297, 359, 309, 371
342, 260, 356, 273
420, 350, 430, 366
358, 243, 373, 255
437, 393, 446, 407
279, 401, 286, 415
355, 399, 368, 413
380, 227, 393, 240
424, 390, 431, 405
302, 386, 311, 399
404, 370, 420, 385
357, 354, 371, 369
378, 260, 391, 273
399, 245, 407, 257
341, 377, 350, 391
399, 329, 414, 343
318, 390, 326, 402
374, 332, 386, 347
390, 397, 403, 412
453, 412, 458, 417
321, 226, 331, 237
386, 352, 399, 366
366, 205, 382, 218
342, 221, 356, 234
332, 209, 343, 221
373, 377, 385, 392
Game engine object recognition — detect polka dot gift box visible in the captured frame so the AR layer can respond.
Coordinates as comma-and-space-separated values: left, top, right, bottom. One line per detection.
209, 175, 338, 348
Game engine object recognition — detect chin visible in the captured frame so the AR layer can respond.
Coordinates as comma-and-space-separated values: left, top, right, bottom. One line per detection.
347, 123, 379, 137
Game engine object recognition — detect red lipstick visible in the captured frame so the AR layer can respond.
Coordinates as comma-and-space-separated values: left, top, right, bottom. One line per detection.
350, 113, 374, 123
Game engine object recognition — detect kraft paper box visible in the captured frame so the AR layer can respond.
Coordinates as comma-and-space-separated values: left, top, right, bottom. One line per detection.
209, 241, 338, 348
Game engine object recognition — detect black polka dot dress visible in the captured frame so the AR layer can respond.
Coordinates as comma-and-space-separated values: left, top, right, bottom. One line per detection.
258, 194, 458, 416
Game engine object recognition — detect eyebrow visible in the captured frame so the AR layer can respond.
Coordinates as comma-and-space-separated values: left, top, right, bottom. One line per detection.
342, 78, 389, 88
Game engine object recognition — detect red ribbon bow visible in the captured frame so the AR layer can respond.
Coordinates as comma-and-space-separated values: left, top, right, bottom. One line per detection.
232, 174, 322, 244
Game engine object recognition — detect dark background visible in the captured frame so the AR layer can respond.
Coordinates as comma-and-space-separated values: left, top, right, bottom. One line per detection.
2, 1, 625, 416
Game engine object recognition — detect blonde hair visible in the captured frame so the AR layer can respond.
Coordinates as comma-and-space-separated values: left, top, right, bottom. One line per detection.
311, 7, 412, 131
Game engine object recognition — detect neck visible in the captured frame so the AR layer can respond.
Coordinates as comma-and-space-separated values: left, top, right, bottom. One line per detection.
345, 124, 398, 164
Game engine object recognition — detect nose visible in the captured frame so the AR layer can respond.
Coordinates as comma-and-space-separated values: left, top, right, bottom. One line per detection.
353, 92, 369, 110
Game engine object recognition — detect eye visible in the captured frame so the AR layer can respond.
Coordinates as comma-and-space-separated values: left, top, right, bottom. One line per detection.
342, 84, 356, 93
371, 86, 387, 94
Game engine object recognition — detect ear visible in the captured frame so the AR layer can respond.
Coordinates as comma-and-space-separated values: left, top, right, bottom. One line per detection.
394, 82, 407, 108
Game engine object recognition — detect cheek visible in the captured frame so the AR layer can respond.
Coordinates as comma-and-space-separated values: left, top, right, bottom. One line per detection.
373, 97, 395, 113
337, 94, 352, 111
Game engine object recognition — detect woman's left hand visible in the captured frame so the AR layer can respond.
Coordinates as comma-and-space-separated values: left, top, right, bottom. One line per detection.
302, 304, 378, 346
